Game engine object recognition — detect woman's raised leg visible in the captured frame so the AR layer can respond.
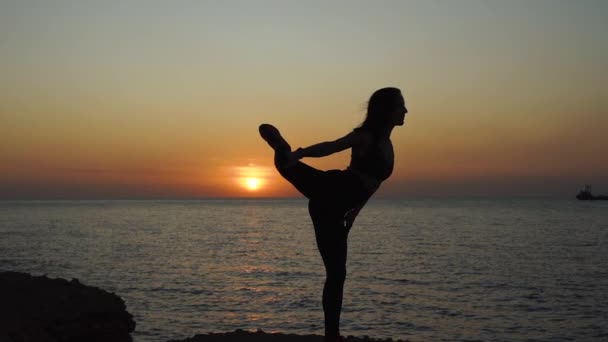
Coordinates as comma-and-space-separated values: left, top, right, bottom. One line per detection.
259, 124, 328, 200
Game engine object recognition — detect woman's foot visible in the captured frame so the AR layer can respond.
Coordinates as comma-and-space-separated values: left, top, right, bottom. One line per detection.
259, 123, 294, 168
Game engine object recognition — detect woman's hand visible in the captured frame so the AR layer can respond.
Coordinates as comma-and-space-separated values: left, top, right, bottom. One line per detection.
343, 207, 359, 232
293, 147, 305, 160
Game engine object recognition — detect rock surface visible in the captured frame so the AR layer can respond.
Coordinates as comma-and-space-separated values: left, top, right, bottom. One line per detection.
169, 329, 407, 342
0, 271, 135, 342
0, 272, 402, 342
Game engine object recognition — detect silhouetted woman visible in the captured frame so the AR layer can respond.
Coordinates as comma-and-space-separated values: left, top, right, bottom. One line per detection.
259, 87, 407, 341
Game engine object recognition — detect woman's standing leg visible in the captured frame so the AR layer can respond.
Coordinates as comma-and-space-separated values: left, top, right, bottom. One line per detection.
261, 124, 352, 339
309, 200, 349, 340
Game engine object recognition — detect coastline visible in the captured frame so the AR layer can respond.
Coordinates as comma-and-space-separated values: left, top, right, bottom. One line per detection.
0, 272, 404, 342
169, 329, 406, 342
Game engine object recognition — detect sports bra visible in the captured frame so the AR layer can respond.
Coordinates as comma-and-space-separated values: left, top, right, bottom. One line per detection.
347, 131, 394, 184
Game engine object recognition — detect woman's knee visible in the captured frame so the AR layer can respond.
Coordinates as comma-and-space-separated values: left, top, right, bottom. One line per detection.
326, 265, 347, 283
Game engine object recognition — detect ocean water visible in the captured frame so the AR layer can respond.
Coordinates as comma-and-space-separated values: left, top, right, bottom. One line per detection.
1, 199, 607, 341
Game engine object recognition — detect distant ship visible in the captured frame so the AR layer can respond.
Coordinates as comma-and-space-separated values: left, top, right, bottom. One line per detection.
576, 185, 608, 200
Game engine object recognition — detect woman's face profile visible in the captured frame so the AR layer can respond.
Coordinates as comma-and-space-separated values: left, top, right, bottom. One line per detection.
391, 96, 408, 126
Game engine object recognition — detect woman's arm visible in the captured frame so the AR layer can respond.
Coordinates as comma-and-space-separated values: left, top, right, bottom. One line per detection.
294, 130, 369, 159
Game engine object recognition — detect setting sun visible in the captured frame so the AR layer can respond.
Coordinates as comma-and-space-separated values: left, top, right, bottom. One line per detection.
232, 164, 274, 194
245, 178, 261, 191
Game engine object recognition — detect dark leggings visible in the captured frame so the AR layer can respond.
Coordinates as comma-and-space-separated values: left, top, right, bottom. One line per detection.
278, 161, 370, 338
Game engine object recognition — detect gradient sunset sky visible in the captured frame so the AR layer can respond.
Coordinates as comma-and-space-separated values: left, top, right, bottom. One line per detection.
1, 0, 607, 199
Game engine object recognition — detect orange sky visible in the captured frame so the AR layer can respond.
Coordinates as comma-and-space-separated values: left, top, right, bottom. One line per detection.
1, 1, 607, 199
